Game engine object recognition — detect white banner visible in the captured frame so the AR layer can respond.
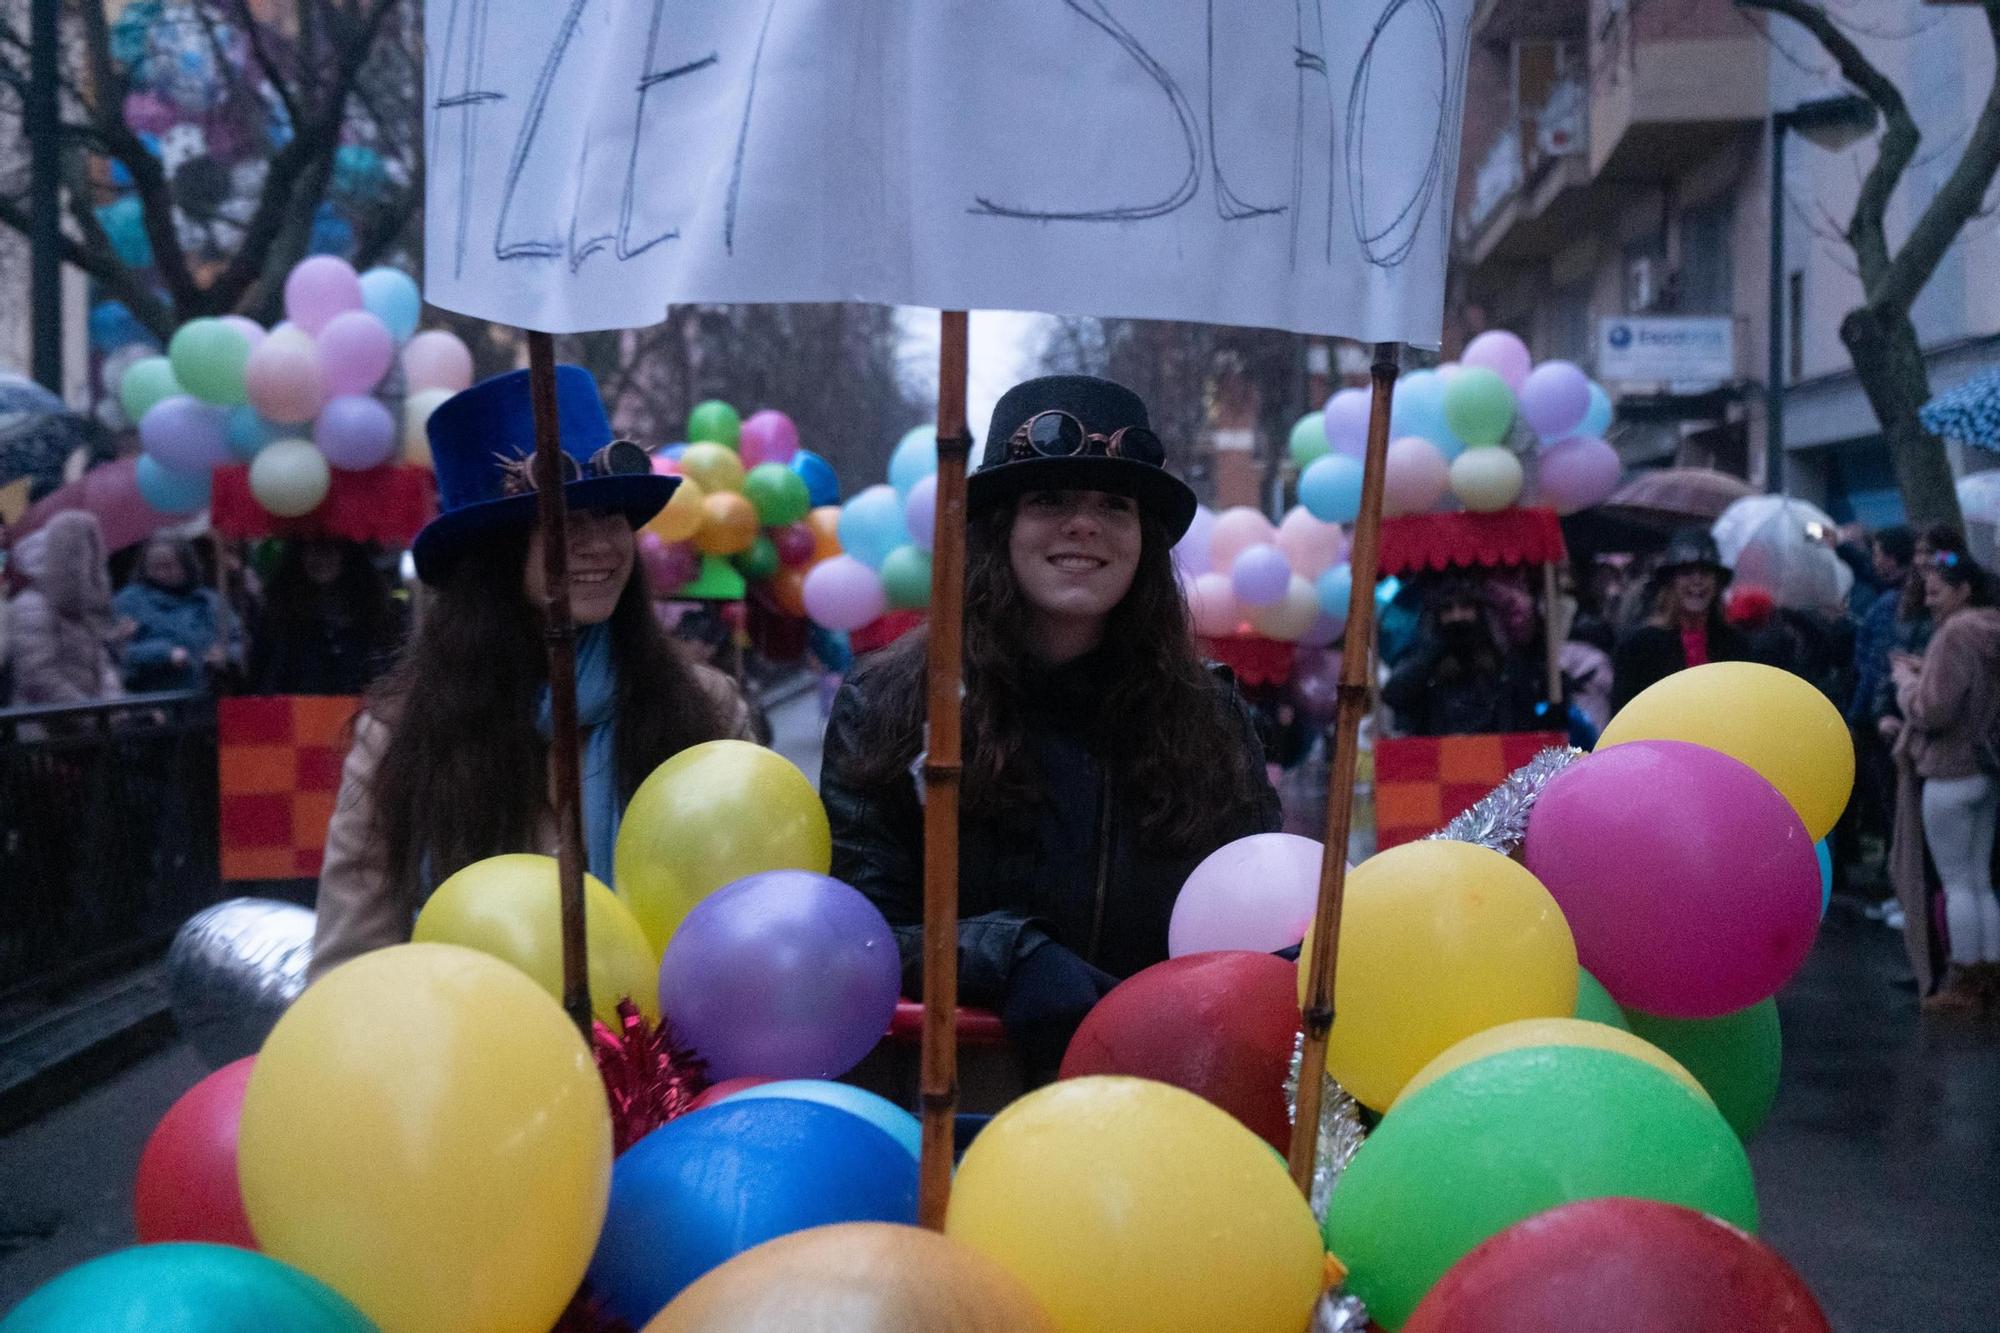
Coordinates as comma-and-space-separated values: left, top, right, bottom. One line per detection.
422, 1, 1471, 344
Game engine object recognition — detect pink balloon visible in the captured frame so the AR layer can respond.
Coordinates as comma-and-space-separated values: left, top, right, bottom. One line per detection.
1174, 503, 1217, 576
1524, 740, 1821, 1017
1383, 435, 1450, 515
738, 409, 800, 467
1231, 543, 1292, 608
904, 473, 937, 552
1520, 360, 1593, 441
1275, 506, 1346, 579
803, 555, 887, 632
282, 255, 364, 336
1170, 832, 1329, 957
1188, 571, 1241, 638
639, 532, 701, 593
315, 309, 394, 397
772, 523, 816, 567
216, 315, 266, 351
313, 394, 397, 470
1323, 386, 1373, 460
122, 90, 177, 135
1537, 435, 1622, 514
1462, 329, 1533, 392
401, 329, 474, 394
243, 327, 324, 424
1209, 506, 1279, 571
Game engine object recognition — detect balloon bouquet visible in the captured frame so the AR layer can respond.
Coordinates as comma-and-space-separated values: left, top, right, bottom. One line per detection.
117, 255, 472, 522
798, 426, 940, 633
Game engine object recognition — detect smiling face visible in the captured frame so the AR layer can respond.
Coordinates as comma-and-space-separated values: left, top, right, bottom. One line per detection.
1671, 566, 1719, 619
1923, 567, 1970, 619
1008, 489, 1143, 657
523, 509, 636, 625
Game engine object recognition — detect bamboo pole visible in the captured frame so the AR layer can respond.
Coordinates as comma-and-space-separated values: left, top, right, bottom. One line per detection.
918, 310, 971, 1230
1542, 561, 1564, 708
525, 331, 593, 1037
1289, 341, 1399, 1192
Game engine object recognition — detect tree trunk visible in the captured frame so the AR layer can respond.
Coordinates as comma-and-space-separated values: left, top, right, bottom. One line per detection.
1840, 305, 1965, 530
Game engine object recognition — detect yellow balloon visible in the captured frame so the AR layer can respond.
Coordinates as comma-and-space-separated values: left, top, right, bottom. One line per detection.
615, 740, 831, 952
647, 1223, 1058, 1332
237, 944, 611, 1333
1396, 1016, 1712, 1109
402, 388, 452, 469
412, 852, 661, 1024
680, 442, 746, 496
946, 1077, 1324, 1333
645, 474, 707, 544
1299, 840, 1577, 1110
1597, 660, 1853, 841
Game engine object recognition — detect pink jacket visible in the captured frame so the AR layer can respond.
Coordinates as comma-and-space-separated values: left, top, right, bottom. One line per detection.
6, 512, 123, 705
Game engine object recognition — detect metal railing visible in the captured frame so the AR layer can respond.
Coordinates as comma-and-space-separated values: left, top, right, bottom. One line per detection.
0, 691, 221, 1003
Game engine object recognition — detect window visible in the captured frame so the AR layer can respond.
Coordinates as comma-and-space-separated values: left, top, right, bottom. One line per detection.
1788, 271, 1804, 383
1676, 201, 1735, 315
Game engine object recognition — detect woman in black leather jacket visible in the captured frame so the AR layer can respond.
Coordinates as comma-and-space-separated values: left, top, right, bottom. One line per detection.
819, 376, 1281, 1081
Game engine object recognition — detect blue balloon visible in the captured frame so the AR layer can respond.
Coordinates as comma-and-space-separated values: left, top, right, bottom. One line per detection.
96, 197, 152, 269
587, 1099, 917, 1326
1389, 369, 1465, 459
887, 426, 936, 498
791, 448, 840, 507
308, 202, 353, 258
0, 1243, 372, 1333
225, 405, 280, 461
838, 484, 910, 569
135, 455, 211, 515
1299, 454, 1364, 524
719, 1079, 921, 1160
663, 443, 689, 461
1815, 838, 1832, 918
89, 300, 149, 351
1316, 563, 1354, 621
1581, 382, 1614, 439
359, 267, 422, 343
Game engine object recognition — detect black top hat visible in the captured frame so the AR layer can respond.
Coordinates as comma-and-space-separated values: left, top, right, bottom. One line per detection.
1653, 526, 1732, 586
968, 375, 1198, 540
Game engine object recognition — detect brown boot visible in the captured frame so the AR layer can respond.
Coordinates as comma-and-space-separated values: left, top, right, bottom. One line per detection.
1921, 966, 1984, 1012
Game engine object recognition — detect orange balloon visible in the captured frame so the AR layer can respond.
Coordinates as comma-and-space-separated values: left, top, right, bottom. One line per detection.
807, 505, 843, 562
694, 492, 760, 556
645, 475, 707, 544
770, 567, 808, 618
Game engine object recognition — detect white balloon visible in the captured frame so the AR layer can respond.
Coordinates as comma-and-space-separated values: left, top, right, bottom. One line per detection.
249, 438, 332, 518
1448, 446, 1525, 513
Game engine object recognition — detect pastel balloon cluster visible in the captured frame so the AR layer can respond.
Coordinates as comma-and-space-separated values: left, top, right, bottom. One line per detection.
121, 256, 469, 521
639, 400, 840, 611
800, 424, 938, 632
1175, 504, 1349, 646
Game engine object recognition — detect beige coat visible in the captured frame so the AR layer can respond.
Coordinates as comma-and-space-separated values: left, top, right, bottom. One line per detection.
310, 664, 753, 979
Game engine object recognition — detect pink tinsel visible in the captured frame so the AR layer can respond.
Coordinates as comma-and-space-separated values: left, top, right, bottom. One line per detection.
591, 998, 709, 1155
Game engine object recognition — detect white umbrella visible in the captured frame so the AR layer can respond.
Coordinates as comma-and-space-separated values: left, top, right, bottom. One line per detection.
1710, 494, 1838, 567
1713, 496, 1849, 613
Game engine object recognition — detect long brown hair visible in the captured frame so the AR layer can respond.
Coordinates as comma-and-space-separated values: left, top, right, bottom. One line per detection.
365, 527, 733, 910
844, 499, 1265, 852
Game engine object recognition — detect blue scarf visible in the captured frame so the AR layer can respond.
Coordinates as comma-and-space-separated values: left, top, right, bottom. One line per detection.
540, 623, 621, 882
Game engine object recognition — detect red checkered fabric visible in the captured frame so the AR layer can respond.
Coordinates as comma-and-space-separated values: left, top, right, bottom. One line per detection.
218, 696, 360, 880
1373, 731, 1567, 849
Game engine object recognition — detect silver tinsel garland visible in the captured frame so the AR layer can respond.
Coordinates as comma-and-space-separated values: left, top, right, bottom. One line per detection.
1283, 1033, 1367, 1223
1425, 745, 1582, 855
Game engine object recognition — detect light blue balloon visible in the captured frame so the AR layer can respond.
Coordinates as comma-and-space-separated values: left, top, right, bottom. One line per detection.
1389, 369, 1466, 460
718, 1079, 921, 1160
888, 426, 936, 498
1316, 563, 1354, 621
225, 405, 280, 461
838, 484, 910, 569
359, 267, 422, 343
1581, 382, 1614, 439
1815, 838, 1832, 918
135, 455, 211, 515
1299, 454, 1364, 524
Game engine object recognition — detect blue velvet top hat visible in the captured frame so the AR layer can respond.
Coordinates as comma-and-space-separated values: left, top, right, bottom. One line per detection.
968, 375, 1198, 540
412, 366, 677, 583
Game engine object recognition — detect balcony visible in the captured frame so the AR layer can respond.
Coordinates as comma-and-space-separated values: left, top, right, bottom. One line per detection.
1458, 76, 1593, 266
1587, 0, 1768, 182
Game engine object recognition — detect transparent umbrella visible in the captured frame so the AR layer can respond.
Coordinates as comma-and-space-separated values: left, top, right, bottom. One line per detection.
1712, 496, 1849, 612
1710, 495, 1838, 567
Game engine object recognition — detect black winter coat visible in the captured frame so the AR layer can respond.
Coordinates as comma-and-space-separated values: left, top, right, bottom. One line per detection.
1610, 620, 1748, 712
819, 655, 1283, 1008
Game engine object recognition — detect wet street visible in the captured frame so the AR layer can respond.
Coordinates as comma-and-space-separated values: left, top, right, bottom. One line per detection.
2, 696, 1996, 1329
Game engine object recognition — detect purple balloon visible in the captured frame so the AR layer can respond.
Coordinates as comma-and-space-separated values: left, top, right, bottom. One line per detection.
1519, 360, 1592, 441
283, 255, 364, 337
659, 870, 901, 1081
803, 555, 886, 632
313, 393, 397, 470
1230, 543, 1293, 608
1462, 330, 1533, 392
1323, 387, 1372, 460
1173, 504, 1218, 576
139, 395, 232, 472
738, 409, 801, 467
315, 309, 394, 397
1536, 435, 1622, 515
904, 473, 937, 552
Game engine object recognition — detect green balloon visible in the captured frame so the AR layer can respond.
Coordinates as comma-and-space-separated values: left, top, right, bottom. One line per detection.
1325, 1046, 1756, 1329
743, 462, 811, 527
167, 318, 251, 406
880, 544, 931, 610
1442, 366, 1516, 446
733, 533, 780, 581
1574, 968, 1631, 1030
1622, 999, 1781, 1141
0, 1243, 374, 1332
1288, 412, 1329, 467
686, 399, 742, 448
119, 355, 182, 424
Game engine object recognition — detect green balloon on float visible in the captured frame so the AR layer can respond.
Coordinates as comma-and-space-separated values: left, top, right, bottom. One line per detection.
1622, 999, 1781, 1141
1573, 968, 1631, 1031
1325, 1045, 1756, 1329
0, 1243, 373, 1333
168, 318, 252, 406
734, 534, 781, 581
687, 399, 742, 449
880, 544, 931, 610
1288, 412, 1329, 467
743, 462, 811, 527
119, 355, 182, 425
1441, 366, 1516, 446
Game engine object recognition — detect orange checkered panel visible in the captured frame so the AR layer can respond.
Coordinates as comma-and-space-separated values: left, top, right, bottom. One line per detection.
1373, 732, 1567, 850
219, 696, 359, 880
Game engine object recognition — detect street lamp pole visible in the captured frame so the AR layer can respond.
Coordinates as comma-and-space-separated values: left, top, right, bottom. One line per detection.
28, 0, 62, 394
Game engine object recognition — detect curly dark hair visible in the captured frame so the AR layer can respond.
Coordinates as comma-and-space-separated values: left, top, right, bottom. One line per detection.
364, 528, 734, 913
842, 499, 1266, 852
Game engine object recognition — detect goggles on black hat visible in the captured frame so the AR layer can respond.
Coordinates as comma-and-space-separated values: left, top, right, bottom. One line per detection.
1006, 410, 1165, 468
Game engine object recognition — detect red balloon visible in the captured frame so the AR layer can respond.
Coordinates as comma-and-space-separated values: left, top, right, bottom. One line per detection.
687, 1075, 779, 1112
133, 1056, 258, 1249
1403, 1198, 1831, 1333
1058, 951, 1300, 1151
772, 522, 817, 568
